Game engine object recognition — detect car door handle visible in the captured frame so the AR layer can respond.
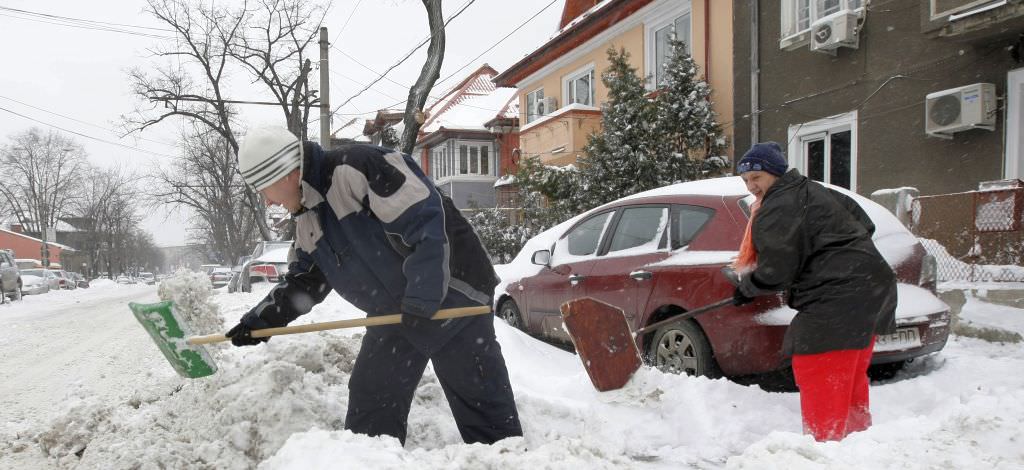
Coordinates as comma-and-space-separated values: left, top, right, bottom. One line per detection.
568, 274, 586, 285
630, 270, 653, 280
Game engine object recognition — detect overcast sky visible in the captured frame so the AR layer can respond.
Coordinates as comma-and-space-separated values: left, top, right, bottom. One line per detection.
0, 0, 562, 247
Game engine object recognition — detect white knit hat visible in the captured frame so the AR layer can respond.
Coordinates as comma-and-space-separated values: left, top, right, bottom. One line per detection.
237, 127, 302, 190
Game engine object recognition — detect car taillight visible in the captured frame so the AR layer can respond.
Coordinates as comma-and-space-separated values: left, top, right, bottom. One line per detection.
920, 253, 937, 292
250, 264, 279, 280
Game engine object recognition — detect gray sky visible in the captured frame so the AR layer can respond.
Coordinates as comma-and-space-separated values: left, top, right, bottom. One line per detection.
0, 0, 562, 246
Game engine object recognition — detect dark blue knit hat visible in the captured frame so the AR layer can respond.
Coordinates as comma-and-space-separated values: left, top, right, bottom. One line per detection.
737, 142, 788, 177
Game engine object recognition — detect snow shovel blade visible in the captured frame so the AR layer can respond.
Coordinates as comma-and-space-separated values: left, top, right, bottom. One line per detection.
561, 297, 642, 392
129, 300, 217, 379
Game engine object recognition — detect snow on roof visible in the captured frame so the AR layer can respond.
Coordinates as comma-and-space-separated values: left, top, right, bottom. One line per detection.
519, 103, 600, 133
556, 0, 615, 36
494, 175, 516, 188
422, 87, 517, 133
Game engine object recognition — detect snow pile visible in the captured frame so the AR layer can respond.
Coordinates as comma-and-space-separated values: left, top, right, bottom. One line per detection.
158, 269, 224, 334
89, 278, 116, 289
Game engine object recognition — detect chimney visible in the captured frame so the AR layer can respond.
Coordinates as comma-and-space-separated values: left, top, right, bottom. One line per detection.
559, 0, 601, 29
10, 223, 23, 233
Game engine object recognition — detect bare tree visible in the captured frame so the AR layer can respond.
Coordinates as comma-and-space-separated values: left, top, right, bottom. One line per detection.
72, 166, 137, 277
0, 128, 88, 236
399, 0, 445, 155
149, 129, 259, 267
124, 0, 325, 241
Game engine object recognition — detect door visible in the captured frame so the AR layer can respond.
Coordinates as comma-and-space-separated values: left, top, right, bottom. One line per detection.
585, 205, 671, 325
526, 211, 614, 342
1007, 68, 1024, 179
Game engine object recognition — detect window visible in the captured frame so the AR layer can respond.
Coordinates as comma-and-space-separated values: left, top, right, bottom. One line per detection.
788, 111, 858, 190
526, 88, 545, 123
565, 212, 613, 257
564, 65, 595, 107
671, 205, 715, 250
653, 12, 691, 87
781, 0, 863, 49
608, 207, 669, 253
433, 141, 493, 180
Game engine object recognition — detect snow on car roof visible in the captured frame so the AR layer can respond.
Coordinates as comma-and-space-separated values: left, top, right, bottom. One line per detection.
255, 246, 291, 264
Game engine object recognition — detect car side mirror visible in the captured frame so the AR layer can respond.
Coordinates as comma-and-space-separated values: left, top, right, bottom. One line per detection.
531, 250, 551, 266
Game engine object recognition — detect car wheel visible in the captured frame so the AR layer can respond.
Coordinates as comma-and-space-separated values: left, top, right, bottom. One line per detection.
498, 299, 525, 331
13, 282, 22, 301
648, 319, 720, 378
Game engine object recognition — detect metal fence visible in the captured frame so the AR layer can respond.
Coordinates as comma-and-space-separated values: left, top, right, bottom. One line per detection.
911, 185, 1024, 283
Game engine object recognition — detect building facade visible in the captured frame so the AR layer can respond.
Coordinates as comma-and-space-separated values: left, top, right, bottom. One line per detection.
732, 0, 1024, 196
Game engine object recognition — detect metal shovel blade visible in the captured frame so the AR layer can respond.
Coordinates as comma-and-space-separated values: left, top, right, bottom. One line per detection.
561, 297, 642, 392
129, 300, 217, 379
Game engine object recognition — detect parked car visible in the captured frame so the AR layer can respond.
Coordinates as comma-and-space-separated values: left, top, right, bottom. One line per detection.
209, 267, 232, 288
54, 270, 77, 290
239, 241, 292, 293
19, 273, 50, 295
69, 272, 90, 288
227, 256, 251, 293
20, 268, 62, 291
139, 272, 156, 285
115, 275, 135, 285
498, 176, 950, 381
1, 249, 24, 301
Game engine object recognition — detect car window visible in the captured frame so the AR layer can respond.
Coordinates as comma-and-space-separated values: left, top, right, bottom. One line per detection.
672, 205, 715, 250
550, 212, 614, 265
607, 206, 669, 254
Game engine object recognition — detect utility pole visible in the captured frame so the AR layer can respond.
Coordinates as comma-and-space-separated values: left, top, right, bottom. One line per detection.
319, 26, 331, 150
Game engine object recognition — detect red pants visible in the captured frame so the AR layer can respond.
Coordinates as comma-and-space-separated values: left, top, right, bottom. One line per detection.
791, 339, 875, 441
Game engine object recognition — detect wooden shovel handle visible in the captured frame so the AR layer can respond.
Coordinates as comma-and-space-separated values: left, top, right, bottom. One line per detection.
187, 305, 492, 345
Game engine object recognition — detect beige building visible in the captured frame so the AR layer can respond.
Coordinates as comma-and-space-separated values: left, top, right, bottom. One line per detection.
493, 0, 734, 167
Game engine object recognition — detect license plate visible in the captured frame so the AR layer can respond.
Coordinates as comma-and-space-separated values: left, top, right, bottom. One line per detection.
874, 327, 922, 352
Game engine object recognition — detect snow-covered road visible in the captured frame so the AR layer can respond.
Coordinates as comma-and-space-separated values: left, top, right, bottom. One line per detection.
1, 275, 1023, 469
0, 283, 166, 424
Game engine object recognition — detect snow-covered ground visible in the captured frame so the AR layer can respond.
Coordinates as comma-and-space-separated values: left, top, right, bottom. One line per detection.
1, 276, 1023, 469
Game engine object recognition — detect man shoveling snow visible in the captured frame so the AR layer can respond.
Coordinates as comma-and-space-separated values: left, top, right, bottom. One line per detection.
226, 126, 523, 446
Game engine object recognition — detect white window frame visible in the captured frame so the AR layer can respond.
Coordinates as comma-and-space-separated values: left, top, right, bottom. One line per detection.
526, 88, 545, 124
1006, 68, 1024, 179
454, 140, 494, 178
787, 110, 858, 191
780, 0, 865, 50
644, 2, 692, 90
562, 63, 596, 107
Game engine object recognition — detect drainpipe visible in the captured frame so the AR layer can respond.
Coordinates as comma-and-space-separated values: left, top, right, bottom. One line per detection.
705, 0, 711, 82
750, 0, 760, 144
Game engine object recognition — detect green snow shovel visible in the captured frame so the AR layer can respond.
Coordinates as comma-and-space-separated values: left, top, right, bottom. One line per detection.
129, 301, 492, 379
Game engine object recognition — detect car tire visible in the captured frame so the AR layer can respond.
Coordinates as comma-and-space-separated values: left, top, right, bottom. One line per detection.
12, 282, 22, 301
498, 299, 525, 331
648, 319, 720, 378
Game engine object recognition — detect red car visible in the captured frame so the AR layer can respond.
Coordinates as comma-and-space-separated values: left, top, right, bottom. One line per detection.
497, 177, 950, 379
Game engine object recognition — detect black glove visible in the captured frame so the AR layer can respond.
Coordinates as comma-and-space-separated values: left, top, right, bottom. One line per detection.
732, 287, 755, 306
225, 311, 273, 347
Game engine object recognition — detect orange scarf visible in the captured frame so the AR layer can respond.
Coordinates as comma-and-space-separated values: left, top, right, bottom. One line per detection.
732, 199, 761, 274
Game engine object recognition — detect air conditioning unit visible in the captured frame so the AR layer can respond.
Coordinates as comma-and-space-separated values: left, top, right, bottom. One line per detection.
809, 10, 860, 53
925, 83, 996, 139
543, 96, 558, 114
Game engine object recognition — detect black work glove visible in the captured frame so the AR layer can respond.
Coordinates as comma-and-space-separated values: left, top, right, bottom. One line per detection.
225, 311, 273, 347
732, 287, 755, 306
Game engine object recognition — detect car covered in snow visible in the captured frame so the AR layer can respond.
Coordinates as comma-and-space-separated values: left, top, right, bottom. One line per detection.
0, 249, 23, 301
238, 241, 292, 293
19, 269, 61, 293
497, 176, 951, 380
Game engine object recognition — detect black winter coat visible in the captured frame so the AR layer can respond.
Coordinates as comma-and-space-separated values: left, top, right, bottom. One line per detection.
738, 169, 897, 355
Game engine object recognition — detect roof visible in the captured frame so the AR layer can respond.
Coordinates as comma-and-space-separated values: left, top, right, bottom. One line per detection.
493, 0, 655, 87
420, 64, 519, 134
0, 228, 77, 251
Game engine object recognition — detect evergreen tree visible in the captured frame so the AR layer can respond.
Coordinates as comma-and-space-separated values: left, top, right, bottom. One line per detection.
576, 47, 659, 211
652, 38, 727, 176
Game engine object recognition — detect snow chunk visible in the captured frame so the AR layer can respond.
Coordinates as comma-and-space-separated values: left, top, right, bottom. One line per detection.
157, 269, 224, 339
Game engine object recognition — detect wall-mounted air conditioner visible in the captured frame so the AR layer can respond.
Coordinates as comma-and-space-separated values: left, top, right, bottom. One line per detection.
925, 83, 996, 139
809, 9, 861, 53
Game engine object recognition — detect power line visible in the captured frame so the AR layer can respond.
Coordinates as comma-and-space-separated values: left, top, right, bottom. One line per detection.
0, 5, 171, 32
330, 0, 363, 44
331, 0, 477, 114
0, 105, 177, 158
0, 94, 178, 148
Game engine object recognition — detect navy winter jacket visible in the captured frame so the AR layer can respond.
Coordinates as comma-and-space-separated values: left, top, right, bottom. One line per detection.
245, 142, 500, 351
